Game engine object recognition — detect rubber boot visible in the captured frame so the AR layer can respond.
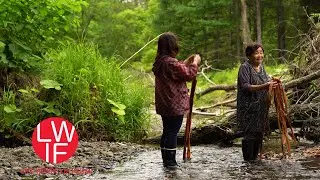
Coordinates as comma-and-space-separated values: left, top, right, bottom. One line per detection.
253, 136, 263, 160
165, 150, 178, 169
161, 149, 167, 167
242, 139, 255, 161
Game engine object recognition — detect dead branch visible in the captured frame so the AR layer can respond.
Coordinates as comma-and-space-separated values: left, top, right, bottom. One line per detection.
192, 109, 236, 116
196, 98, 236, 110
197, 84, 237, 97
200, 61, 215, 85
284, 69, 320, 90
198, 69, 320, 97
302, 90, 320, 104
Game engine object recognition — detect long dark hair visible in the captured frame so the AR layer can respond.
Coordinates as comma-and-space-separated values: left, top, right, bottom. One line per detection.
155, 32, 179, 60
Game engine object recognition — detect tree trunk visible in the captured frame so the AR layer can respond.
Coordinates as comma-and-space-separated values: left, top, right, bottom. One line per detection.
240, 0, 252, 59
234, 0, 241, 62
203, 2, 208, 60
277, 0, 286, 62
256, 0, 262, 44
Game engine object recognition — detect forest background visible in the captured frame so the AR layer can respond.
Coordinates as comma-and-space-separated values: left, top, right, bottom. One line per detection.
0, 0, 319, 143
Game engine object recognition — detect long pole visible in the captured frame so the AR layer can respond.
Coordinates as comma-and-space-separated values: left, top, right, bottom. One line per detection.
120, 33, 163, 68
183, 78, 197, 161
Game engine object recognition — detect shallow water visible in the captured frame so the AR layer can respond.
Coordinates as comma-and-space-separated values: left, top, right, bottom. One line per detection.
86, 145, 320, 180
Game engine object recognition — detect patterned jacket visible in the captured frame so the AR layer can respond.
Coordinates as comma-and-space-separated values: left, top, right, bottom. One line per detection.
152, 56, 198, 116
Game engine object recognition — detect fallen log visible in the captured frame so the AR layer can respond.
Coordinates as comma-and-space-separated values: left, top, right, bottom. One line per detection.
284, 69, 320, 90
143, 124, 235, 145
198, 69, 320, 97
144, 103, 320, 145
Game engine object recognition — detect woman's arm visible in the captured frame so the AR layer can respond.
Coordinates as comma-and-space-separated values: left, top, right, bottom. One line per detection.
166, 55, 201, 82
238, 64, 277, 92
166, 58, 198, 82
247, 82, 272, 92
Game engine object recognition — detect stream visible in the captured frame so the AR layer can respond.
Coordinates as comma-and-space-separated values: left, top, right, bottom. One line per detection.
86, 144, 320, 180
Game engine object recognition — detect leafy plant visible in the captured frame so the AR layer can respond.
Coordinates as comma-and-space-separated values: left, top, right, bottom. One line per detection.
40, 80, 63, 90
107, 99, 126, 115
4, 105, 22, 113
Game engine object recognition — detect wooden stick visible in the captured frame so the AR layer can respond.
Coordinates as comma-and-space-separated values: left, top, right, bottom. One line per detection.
183, 78, 197, 161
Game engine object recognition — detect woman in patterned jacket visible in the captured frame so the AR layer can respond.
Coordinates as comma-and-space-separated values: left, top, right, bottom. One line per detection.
152, 32, 201, 168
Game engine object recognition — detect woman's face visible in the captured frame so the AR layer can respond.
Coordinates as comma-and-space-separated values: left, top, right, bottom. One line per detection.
249, 47, 264, 65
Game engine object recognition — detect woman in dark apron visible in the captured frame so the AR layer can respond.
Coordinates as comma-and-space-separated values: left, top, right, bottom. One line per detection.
237, 43, 277, 161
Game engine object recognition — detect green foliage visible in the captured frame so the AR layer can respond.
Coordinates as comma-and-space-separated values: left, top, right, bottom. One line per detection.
0, 0, 84, 71
41, 42, 150, 141
0, 84, 63, 139
108, 98, 126, 123
154, 0, 233, 66
79, 0, 158, 70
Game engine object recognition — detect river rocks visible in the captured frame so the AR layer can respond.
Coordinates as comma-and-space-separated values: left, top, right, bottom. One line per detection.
0, 141, 155, 179
101, 150, 114, 157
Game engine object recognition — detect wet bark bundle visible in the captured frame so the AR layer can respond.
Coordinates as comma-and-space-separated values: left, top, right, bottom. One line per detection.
271, 78, 297, 157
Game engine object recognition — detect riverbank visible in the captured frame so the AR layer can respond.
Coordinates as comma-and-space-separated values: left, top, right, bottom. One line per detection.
0, 141, 155, 179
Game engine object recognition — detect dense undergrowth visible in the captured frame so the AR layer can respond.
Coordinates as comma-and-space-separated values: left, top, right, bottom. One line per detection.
0, 43, 151, 143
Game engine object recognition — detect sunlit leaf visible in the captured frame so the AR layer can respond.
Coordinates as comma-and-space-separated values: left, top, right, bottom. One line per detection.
40, 79, 62, 90
0, 41, 5, 52
31, 88, 39, 92
18, 89, 29, 94
107, 99, 126, 110
118, 115, 125, 123
35, 99, 46, 106
4, 104, 20, 113
111, 107, 125, 116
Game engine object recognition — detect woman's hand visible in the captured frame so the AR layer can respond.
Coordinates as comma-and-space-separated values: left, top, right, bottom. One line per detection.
184, 55, 195, 64
184, 54, 201, 65
267, 81, 278, 89
193, 54, 201, 65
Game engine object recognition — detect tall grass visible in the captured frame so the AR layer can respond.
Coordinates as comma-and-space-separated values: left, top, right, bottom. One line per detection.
40, 42, 151, 141
0, 42, 151, 142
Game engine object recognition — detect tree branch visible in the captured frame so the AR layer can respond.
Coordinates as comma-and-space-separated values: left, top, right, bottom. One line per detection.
197, 69, 320, 97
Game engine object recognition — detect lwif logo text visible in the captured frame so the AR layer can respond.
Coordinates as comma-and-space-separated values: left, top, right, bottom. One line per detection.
32, 117, 79, 164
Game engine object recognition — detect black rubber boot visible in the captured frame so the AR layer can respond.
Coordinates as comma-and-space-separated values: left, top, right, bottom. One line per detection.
253, 135, 263, 160
242, 139, 255, 161
161, 149, 167, 167
165, 150, 178, 169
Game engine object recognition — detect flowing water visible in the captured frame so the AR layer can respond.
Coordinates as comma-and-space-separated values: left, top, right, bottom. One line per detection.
85, 145, 320, 180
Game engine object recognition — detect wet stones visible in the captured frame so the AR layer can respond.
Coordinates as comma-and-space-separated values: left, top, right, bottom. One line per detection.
0, 141, 154, 179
